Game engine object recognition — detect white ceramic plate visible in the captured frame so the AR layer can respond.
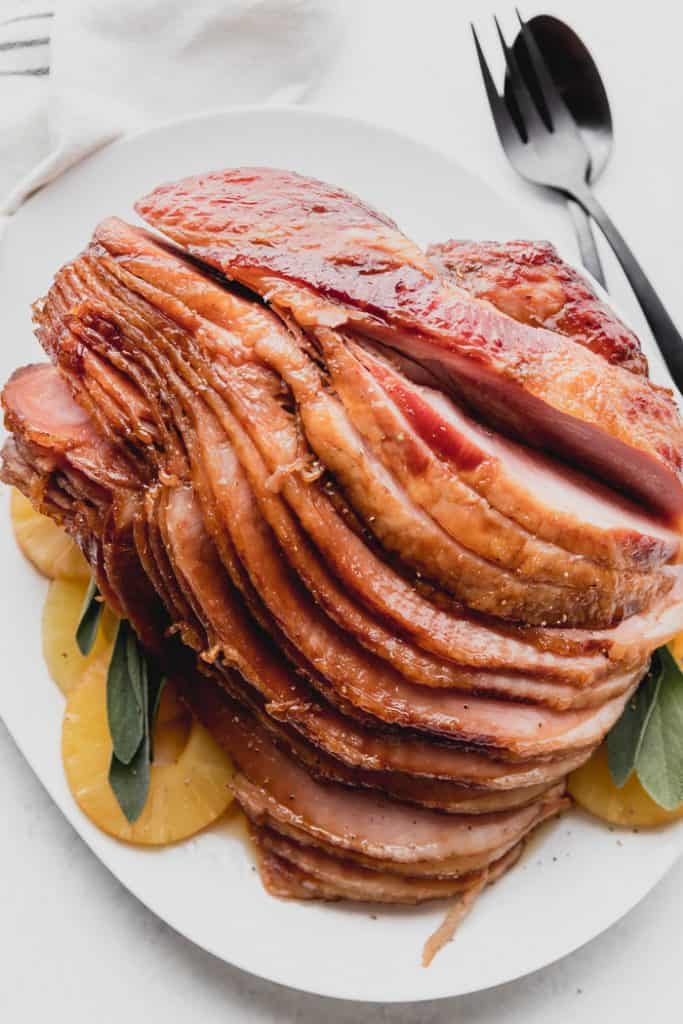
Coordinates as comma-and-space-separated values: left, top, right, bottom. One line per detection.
0, 107, 681, 1004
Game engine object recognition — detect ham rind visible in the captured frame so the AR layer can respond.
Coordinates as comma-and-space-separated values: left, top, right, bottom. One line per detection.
428, 239, 647, 374
104, 500, 169, 651
136, 168, 683, 523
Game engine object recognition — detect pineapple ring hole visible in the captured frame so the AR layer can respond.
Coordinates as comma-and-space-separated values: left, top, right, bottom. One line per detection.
153, 710, 193, 765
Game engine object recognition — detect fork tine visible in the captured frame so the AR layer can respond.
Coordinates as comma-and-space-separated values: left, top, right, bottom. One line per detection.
493, 16, 548, 139
514, 9, 574, 130
471, 23, 522, 146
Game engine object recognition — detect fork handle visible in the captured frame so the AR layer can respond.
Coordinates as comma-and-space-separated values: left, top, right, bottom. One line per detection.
566, 198, 606, 290
573, 185, 683, 392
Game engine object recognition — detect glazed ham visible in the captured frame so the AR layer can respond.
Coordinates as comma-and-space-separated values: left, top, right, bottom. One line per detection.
137, 169, 683, 522
4, 168, 683, 951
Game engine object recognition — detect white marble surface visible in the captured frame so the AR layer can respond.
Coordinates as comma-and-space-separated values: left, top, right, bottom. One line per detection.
2, 1, 683, 1020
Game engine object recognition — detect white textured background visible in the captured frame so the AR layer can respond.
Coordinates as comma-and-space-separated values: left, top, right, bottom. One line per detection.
2, 1, 683, 1020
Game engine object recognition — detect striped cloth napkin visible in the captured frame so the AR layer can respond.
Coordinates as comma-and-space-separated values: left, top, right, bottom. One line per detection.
0, 0, 341, 228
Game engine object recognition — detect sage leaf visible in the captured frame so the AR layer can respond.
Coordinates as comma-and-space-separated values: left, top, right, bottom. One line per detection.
99, 614, 163, 822
636, 647, 683, 810
107, 621, 145, 765
607, 652, 663, 787
124, 624, 145, 710
108, 731, 150, 824
75, 578, 103, 656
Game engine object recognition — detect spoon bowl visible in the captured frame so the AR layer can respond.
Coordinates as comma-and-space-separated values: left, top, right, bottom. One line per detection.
507, 14, 613, 184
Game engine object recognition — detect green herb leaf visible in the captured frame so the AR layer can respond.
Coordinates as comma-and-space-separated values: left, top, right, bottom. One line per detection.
607, 652, 663, 787
636, 647, 683, 810
75, 578, 103, 656
106, 621, 145, 765
125, 624, 145, 709
105, 621, 164, 821
108, 731, 150, 824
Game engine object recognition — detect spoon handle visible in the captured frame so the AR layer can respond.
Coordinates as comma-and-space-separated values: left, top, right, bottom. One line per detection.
574, 184, 683, 393
566, 197, 606, 289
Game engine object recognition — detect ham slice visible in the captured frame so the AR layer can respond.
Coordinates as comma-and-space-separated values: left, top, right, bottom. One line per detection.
2, 364, 136, 492
253, 825, 523, 903
179, 663, 559, 813
264, 793, 568, 880
220, 694, 566, 867
136, 168, 683, 522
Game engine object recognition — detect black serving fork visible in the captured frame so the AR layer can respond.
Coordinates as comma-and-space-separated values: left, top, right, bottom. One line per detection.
472, 13, 683, 394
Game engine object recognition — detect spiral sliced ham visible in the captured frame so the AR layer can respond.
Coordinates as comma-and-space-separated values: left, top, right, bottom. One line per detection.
136, 168, 683, 522
4, 168, 683, 952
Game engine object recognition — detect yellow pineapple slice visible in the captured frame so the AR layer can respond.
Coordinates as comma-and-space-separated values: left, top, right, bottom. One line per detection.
11, 488, 89, 581
62, 661, 234, 844
42, 578, 118, 696
568, 744, 683, 828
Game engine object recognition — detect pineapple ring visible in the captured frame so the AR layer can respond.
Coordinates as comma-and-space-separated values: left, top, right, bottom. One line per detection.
62, 660, 234, 845
156, 680, 189, 725
43, 578, 117, 696
568, 743, 683, 828
11, 488, 89, 581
